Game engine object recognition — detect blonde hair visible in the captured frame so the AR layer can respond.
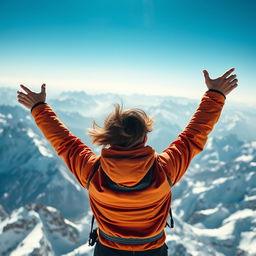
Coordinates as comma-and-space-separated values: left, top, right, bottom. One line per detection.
88, 104, 154, 148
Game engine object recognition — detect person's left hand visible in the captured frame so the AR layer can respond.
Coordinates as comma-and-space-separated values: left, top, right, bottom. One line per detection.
17, 83, 46, 110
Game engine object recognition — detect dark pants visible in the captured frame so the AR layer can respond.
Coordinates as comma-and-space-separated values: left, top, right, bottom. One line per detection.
93, 240, 168, 256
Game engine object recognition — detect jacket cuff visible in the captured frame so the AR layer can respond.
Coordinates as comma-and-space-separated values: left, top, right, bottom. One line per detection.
31, 102, 47, 113
207, 89, 226, 99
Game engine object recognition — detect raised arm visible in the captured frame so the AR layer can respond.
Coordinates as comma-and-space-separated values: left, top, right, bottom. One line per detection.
17, 84, 99, 188
157, 68, 238, 186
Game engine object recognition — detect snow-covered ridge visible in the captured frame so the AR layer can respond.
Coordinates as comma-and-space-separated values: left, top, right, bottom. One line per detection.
0, 203, 91, 256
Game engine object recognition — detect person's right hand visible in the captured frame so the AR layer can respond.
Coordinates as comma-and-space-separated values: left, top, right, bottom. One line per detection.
203, 68, 238, 96
17, 84, 46, 110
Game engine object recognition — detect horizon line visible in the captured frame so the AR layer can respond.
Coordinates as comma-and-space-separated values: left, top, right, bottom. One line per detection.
1, 85, 255, 109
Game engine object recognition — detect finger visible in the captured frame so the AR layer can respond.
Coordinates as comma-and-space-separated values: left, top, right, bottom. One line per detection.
17, 94, 31, 103
20, 84, 33, 94
225, 74, 236, 82
18, 98, 31, 107
17, 91, 34, 102
203, 70, 210, 80
221, 68, 235, 79
225, 84, 238, 95
41, 83, 46, 94
225, 81, 238, 92
17, 91, 28, 98
229, 79, 238, 86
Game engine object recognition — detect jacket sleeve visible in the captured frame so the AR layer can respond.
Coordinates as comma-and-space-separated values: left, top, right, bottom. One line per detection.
157, 90, 225, 186
31, 103, 99, 189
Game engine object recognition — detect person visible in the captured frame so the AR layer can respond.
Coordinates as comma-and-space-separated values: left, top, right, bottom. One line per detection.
17, 68, 238, 256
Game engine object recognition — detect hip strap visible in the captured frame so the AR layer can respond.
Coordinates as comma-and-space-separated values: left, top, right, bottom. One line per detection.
99, 229, 164, 245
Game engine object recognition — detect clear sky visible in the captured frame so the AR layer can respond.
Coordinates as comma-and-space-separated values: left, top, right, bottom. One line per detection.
0, 0, 255, 105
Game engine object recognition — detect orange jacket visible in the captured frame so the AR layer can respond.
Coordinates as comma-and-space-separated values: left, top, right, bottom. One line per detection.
31, 90, 225, 251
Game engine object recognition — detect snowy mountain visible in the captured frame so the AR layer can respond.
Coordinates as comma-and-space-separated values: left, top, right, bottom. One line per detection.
0, 87, 255, 255
0, 203, 94, 256
0, 105, 90, 220
170, 138, 256, 255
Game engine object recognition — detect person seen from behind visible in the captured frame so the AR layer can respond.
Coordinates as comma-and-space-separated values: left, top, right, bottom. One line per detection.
17, 68, 238, 256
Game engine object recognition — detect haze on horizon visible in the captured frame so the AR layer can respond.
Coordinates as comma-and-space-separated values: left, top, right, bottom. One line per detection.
0, 0, 255, 106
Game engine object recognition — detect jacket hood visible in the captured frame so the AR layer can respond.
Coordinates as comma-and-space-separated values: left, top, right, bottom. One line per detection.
100, 143, 156, 187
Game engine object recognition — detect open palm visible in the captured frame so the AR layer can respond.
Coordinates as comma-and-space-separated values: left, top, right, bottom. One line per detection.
17, 84, 46, 110
203, 68, 238, 96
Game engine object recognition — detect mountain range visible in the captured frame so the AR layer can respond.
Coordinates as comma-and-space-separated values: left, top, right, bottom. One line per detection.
0, 87, 255, 255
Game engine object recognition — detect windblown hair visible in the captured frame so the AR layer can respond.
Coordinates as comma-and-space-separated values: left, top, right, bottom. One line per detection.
88, 104, 154, 148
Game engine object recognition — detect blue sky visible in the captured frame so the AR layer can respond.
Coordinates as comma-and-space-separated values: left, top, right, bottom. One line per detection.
0, 0, 255, 105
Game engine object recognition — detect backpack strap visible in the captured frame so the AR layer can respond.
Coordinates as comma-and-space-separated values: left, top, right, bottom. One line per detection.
88, 214, 98, 246
87, 158, 101, 190
157, 157, 174, 229
88, 159, 101, 246
166, 207, 174, 228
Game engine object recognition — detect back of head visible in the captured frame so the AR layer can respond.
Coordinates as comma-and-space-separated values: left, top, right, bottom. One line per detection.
88, 104, 154, 148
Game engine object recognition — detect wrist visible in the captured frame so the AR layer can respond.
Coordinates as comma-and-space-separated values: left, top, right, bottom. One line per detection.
207, 89, 226, 99
31, 101, 46, 113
